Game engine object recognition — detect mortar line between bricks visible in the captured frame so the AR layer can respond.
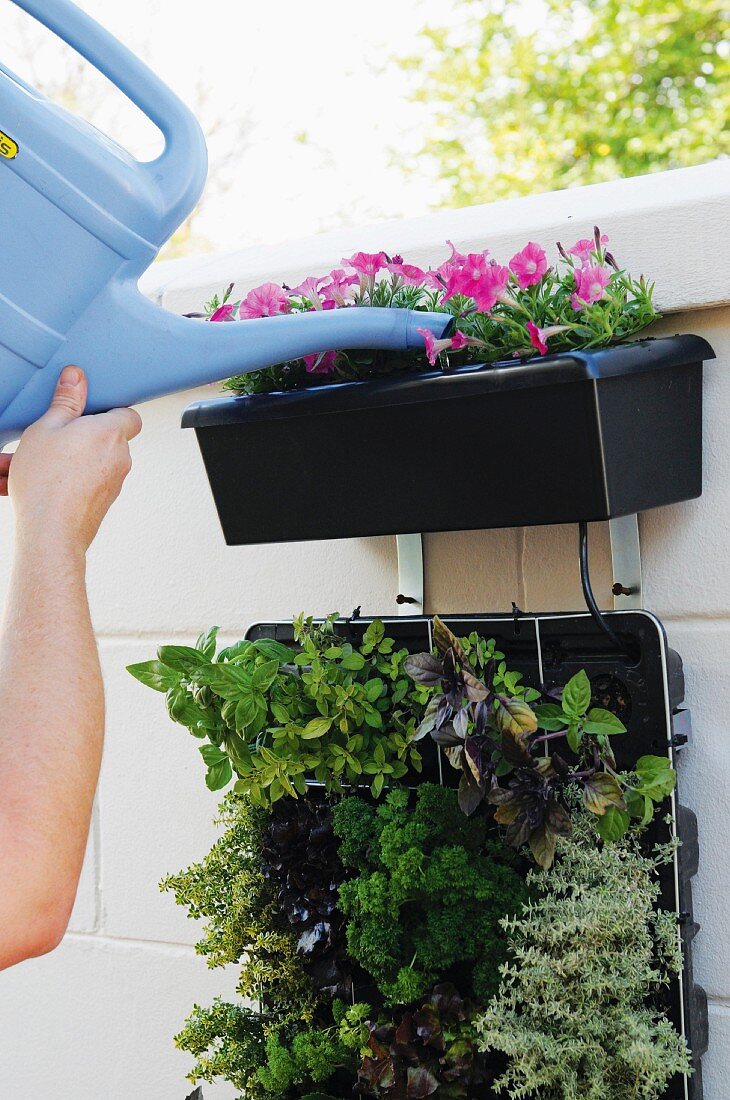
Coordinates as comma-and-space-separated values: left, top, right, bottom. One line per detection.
65, 930, 198, 953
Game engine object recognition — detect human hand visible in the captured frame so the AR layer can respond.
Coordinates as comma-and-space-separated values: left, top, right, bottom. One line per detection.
0, 366, 142, 554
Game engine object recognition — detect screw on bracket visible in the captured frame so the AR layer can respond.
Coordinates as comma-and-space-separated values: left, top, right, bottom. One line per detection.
396, 594, 418, 606
611, 582, 635, 597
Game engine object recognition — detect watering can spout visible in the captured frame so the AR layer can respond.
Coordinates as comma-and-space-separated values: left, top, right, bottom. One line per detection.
0, 0, 454, 444
0, 280, 453, 440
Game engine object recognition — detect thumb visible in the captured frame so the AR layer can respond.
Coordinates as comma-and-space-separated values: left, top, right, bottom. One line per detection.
43, 366, 88, 426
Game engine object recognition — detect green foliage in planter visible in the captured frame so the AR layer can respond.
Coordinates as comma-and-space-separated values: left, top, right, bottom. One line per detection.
161, 795, 315, 1025
475, 814, 692, 1099
128, 616, 425, 805
334, 784, 527, 1005
162, 795, 324, 1097
173, 1000, 267, 1098
358, 983, 489, 1100
406, 616, 675, 866
257, 1027, 355, 1094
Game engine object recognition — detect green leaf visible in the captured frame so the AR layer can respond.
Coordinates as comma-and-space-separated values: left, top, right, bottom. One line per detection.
364, 677, 385, 702
234, 693, 266, 734
561, 670, 591, 719
251, 659, 280, 691
195, 663, 251, 701
195, 627, 219, 659
635, 755, 676, 799
371, 772, 385, 798
595, 804, 630, 842
583, 708, 627, 736
341, 652, 366, 671
533, 702, 566, 731
625, 787, 654, 825
217, 639, 253, 663
271, 701, 290, 724
205, 757, 232, 791
566, 721, 582, 754
302, 717, 333, 739
362, 620, 386, 650
252, 638, 297, 662
127, 660, 180, 693
158, 645, 208, 676
364, 708, 383, 729
200, 744, 227, 766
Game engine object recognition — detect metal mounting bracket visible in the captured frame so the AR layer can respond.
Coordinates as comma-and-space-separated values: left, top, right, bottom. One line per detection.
395, 534, 424, 615
393, 522, 639, 617
608, 514, 643, 610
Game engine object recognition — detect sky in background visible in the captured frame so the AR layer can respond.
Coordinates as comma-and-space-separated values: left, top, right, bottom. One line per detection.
0, 0, 459, 253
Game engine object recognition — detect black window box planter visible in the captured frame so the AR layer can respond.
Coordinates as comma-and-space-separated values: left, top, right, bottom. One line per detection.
182, 334, 714, 546
246, 610, 707, 1100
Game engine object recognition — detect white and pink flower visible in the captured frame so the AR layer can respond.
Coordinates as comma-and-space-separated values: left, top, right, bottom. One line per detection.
239, 283, 291, 319
509, 242, 548, 289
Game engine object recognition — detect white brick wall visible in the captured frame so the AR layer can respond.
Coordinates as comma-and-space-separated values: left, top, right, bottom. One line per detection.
1, 161, 728, 1099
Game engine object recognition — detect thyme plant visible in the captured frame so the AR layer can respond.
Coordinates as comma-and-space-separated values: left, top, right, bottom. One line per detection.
476, 815, 692, 1100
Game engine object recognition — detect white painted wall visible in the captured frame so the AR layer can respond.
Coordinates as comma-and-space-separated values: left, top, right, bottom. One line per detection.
0, 161, 728, 1099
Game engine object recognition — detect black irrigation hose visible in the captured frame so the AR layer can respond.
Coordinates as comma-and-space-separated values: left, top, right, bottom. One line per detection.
578, 521, 630, 655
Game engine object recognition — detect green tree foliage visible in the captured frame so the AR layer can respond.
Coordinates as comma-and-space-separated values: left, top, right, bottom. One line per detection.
334, 784, 527, 1005
476, 815, 692, 1099
399, 0, 729, 204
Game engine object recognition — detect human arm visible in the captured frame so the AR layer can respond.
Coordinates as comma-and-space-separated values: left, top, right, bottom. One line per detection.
0, 367, 141, 968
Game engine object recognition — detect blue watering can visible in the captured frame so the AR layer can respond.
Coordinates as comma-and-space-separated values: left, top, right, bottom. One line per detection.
0, 0, 450, 444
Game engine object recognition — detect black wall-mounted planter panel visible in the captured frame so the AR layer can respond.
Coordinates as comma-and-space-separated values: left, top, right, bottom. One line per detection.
183, 335, 713, 545
246, 610, 706, 1100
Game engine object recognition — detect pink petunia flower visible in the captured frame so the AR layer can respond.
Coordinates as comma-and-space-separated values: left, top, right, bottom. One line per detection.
441, 252, 491, 301
509, 242, 548, 289
289, 276, 324, 309
472, 262, 511, 312
425, 240, 474, 289
416, 327, 475, 366
320, 269, 359, 308
568, 234, 609, 263
387, 262, 428, 286
303, 350, 337, 374
417, 327, 452, 366
342, 251, 389, 277
571, 264, 612, 310
210, 303, 236, 322
239, 282, 291, 319
526, 322, 549, 355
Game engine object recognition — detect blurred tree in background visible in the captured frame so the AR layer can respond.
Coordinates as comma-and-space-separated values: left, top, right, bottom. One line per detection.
399, 0, 729, 205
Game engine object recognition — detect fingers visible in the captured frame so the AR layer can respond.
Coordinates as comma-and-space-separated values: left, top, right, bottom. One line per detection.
0, 452, 11, 496
42, 366, 88, 427
98, 406, 143, 441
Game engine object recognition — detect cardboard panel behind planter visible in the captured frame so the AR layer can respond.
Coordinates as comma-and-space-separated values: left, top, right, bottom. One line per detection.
184, 335, 713, 545
247, 610, 707, 1100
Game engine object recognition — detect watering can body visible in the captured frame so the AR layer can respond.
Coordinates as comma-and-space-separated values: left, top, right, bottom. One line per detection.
0, 0, 449, 444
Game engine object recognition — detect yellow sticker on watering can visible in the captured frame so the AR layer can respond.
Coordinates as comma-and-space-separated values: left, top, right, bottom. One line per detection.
0, 130, 18, 159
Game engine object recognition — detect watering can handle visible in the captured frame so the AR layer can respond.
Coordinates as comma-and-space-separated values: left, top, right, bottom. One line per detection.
9, 0, 207, 235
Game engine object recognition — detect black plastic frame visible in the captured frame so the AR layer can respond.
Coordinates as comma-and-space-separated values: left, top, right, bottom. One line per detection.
184, 335, 713, 546
246, 609, 707, 1100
